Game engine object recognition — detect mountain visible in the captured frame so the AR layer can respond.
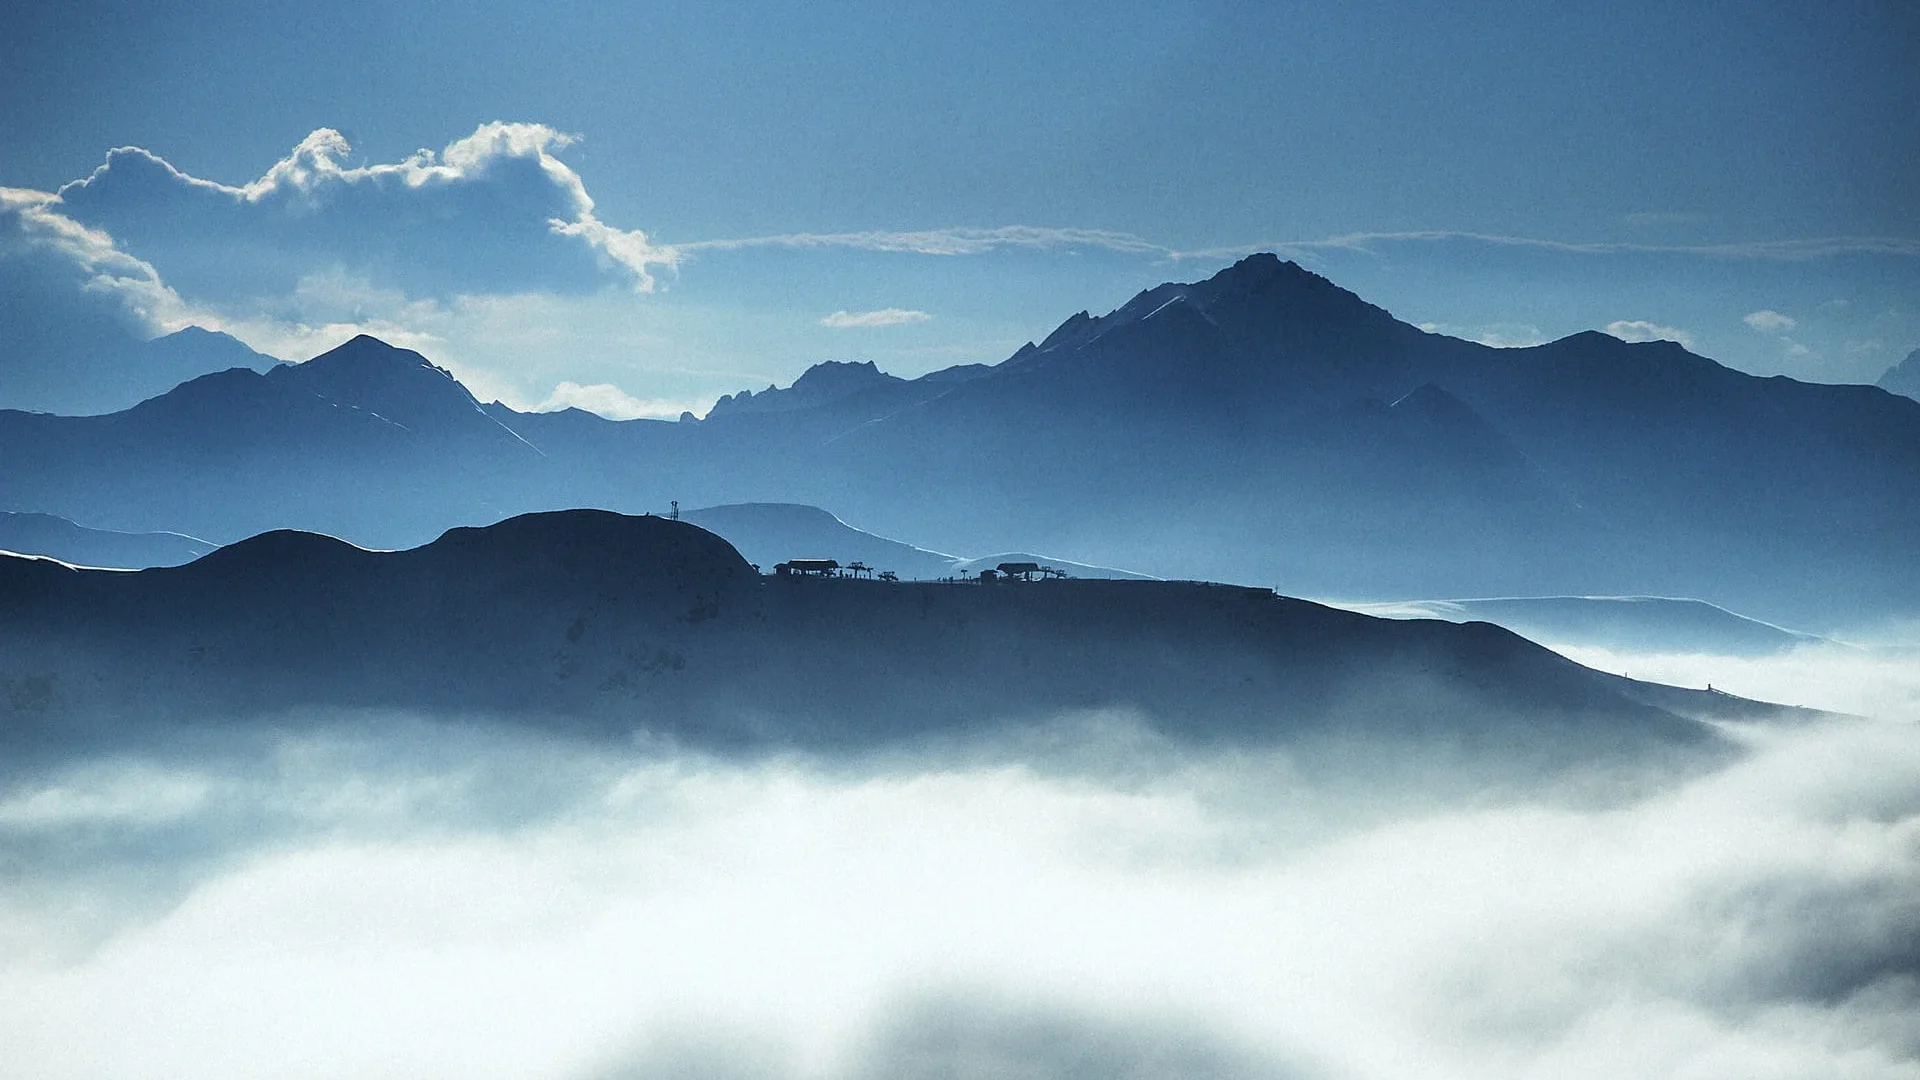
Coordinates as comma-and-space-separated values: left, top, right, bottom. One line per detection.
0, 511, 214, 568
4, 257, 1918, 628
1346, 596, 1829, 657
682, 502, 1152, 580
0, 510, 1801, 775
1880, 348, 1920, 402
0, 334, 571, 542
0, 324, 279, 416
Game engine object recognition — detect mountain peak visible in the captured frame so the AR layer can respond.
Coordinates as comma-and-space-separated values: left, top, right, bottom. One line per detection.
1878, 348, 1920, 402
274, 334, 476, 413
791, 359, 894, 391
707, 359, 906, 419
293, 333, 435, 372
265, 334, 501, 435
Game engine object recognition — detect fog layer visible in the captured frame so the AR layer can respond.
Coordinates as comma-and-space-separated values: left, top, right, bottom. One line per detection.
3, 662, 1916, 1079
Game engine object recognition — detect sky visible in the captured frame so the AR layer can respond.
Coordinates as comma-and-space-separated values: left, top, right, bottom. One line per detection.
3, 0, 1917, 416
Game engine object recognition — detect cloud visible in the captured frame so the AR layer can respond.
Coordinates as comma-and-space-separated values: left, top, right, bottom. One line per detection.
5, 628, 1920, 1080
819, 308, 932, 329
1606, 319, 1696, 348
1176, 230, 1920, 263
0, 713, 1916, 1079
1745, 309, 1797, 333
51, 123, 676, 300
681, 225, 1171, 258
534, 380, 709, 420
0, 188, 232, 411
1415, 321, 1546, 348
0, 187, 196, 335
680, 225, 1920, 268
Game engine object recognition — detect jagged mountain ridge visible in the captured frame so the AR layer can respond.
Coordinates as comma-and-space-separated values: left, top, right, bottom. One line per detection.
4, 255, 1918, 627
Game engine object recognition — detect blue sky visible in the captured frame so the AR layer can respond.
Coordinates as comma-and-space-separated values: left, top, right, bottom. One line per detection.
3, 0, 1916, 415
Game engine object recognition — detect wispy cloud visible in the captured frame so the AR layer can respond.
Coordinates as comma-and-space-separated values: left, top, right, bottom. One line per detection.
1606, 319, 1696, 348
681, 225, 1171, 258
1175, 230, 1920, 263
1744, 309, 1797, 333
819, 308, 932, 328
681, 223, 1920, 267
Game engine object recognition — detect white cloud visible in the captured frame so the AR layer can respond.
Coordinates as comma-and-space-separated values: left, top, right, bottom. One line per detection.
3, 699, 1918, 1080
0, 187, 198, 335
53, 122, 676, 299
534, 380, 708, 420
1606, 319, 1696, 349
1744, 309, 1797, 333
1416, 321, 1546, 348
819, 307, 932, 328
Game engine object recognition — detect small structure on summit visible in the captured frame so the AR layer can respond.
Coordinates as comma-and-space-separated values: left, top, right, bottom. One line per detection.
775, 558, 840, 577
992, 561, 1066, 581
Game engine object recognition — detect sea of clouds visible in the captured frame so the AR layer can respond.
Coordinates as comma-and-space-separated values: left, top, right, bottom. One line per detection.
2, 641, 1916, 1080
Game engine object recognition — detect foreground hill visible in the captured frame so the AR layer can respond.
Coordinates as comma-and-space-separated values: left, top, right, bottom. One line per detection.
0, 511, 1803, 775
6, 258, 1917, 627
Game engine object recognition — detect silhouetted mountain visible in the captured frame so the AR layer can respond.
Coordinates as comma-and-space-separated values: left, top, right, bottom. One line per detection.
1, 510, 1800, 772
0, 334, 566, 542
0, 511, 213, 568
1880, 348, 1920, 402
709, 360, 895, 416
1350, 596, 1829, 657
0, 324, 279, 416
5, 256, 1918, 628
273, 334, 508, 437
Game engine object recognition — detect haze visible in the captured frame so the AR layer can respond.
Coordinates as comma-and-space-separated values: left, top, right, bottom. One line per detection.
5, 3, 1917, 1077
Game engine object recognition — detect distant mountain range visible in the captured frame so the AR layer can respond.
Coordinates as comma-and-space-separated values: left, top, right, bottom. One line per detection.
0, 511, 212, 568
1347, 595, 1830, 658
1, 510, 1802, 774
5, 254, 1917, 628
0, 326, 280, 416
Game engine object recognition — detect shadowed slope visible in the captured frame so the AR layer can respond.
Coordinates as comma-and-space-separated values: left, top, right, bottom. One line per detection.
0, 511, 1793, 779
